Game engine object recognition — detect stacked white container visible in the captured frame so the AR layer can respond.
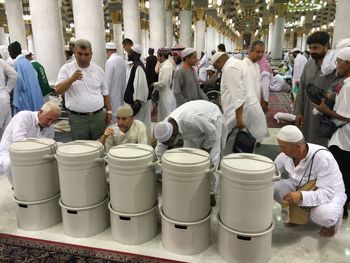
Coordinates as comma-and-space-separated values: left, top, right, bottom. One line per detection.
159, 148, 212, 255
56, 140, 109, 237
218, 153, 278, 263
107, 143, 158, 245
10, 138, 61, 231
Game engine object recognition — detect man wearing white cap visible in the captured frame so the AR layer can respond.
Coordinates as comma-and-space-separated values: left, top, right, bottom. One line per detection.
291, 48, 308, 102
124, 44, 151, 132
98, 104, 150, 152
173, 47, 208, 107
313, 46, 350, 218
105, 42, 126, 122
154, 100, 228, 197
274, 125, 346, 237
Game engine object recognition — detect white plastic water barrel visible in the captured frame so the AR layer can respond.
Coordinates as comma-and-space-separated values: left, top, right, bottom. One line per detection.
220, 153, 277, 233
218, 216, 275, 263
161, 148, 211, 222
108, 143, 156, 213
14, 193, 62, 231
59, 197, 110, 238
56, 140, 107, 207
160, 206, 211, 255
10, 138, 59, 202
109, 202, 158, 245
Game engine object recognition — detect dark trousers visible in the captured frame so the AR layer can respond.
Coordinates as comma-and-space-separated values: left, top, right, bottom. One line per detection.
329, 145, 350, 205
69, 110, 106, 140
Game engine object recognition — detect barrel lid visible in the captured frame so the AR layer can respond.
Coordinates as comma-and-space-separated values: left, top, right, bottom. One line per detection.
221, 153, 275, 173
108, 143, 153, 159
162, 148, 210, 165
10, 138, 56, 152
57, 140, 104, 156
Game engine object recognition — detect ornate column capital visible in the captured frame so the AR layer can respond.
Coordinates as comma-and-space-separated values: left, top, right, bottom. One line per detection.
274, 3, 288, 17
110, 11, 123, 24
179, 0, 191, 11
206, 16, 215, 27
165, 0, 172, 11
194, 7, 206, 21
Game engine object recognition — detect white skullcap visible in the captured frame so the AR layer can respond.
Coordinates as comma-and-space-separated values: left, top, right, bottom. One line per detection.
116, 105, 133, 117
335, 38, 350, 49
337, 47, 350, 61
181, 47, 195, 58
277, 125, 304, 143
210, 51, 225, 65
292, 48, 301, 53
106, 42, 116, 50
154, 121, 173, 143
131, 44, 142, 55
206, 65, 216, 72
21, 50, 31, 56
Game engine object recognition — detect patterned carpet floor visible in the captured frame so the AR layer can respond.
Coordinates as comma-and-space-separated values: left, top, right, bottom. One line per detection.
0, 233, 185, 263
266, 92, 293, 128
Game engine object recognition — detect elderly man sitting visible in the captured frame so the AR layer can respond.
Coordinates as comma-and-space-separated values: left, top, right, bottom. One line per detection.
0, 101, 61, 185
274, 125, 346, 237
98, 104, 150, 152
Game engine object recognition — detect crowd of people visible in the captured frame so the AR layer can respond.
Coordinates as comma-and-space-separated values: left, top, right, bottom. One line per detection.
0, 30, 349, 238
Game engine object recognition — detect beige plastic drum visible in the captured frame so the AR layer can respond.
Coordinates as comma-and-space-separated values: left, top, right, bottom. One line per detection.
161, 148, 211, 222
10, 138, 59, 201
218, 215, 274, 263
220, 153, 277, 232
56, 140, 106, 207
14, 193, 62, 231
108, 144, 156, 213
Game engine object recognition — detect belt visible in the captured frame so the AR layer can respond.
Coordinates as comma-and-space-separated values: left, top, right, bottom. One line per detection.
68, 108, 103, 116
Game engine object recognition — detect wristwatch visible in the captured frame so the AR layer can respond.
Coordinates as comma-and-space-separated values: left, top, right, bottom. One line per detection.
106, 110, 112, 114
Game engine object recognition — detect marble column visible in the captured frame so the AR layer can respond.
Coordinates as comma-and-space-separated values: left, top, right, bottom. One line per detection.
179, 0, 192, 47
140, 18, 148, 57
72, 0, 106, 68
206, 24, 216, 54
333, 0, 350, 47
195, 8, 206, 57
296, 35, 302, 49
301, 33, 308, 52
271, 16, 285, 63
29, 0, 65, 83
111, 11, 123, 56
267, 22, 275, 53
27, 34, 34, 53
149, 0, 165, 52
5, 0, 27, 48
122, 0, 140, 44
0, 26, 7, 45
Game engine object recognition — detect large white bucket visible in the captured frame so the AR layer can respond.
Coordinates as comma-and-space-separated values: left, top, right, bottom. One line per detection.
107, 144, 156, 213
10, 138, 59, 201
220, 153, 278, 233
56, 140, 107, 207
218, 215, 275, 263
14, 193, 62, 231
161, 148, 211, 222
160, 206, 211, 255
109, 202, 158, 245
59, 197, 110, 238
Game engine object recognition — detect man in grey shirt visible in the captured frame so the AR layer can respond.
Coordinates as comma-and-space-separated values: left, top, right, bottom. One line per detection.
294, 31, 342, 146
173, 48, 207, 107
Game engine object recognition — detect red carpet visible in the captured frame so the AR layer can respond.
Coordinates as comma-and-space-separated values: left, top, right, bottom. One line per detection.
0, 233, 185, 263
266, 92, 293, 128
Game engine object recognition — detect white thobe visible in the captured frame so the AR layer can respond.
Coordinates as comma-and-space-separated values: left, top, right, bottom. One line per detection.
153, 59, 175, 121
104, 120, 150, 152
0, 111, 55, 185
155, 100, 228, 193
0, 59, 18, 138
260, 70, 272, 103
292, 54, 308, 86
197, 53, 208, 82
274, 143, 346, 229
270, 74, 291, 92
105, 53, 126, 121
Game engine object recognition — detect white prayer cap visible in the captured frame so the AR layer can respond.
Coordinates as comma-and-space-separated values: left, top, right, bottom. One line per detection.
336, 47, 350, 61
154, 121, 173, 143
106, 42, 116, 50
210, 51, 225, 65
181, 47, 195, 58
277, 125, 304, 143
206, 65, 216, 72
116, 105, 133, 117
335, 38, 350, 49
22, 50, 31, 56
131, 44, 142, 55
292, 47, 301, 53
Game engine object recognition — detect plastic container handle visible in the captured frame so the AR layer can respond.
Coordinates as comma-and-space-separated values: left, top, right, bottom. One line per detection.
94, 156, 107, 164
43, 154, 56, 161
272, 171, 281, 181
205, 166, 216, 174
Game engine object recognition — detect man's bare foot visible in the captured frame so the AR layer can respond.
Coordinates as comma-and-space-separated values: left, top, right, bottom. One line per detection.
320, 225, 335, 237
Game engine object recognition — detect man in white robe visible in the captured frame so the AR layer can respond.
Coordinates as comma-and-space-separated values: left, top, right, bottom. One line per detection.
153, 48, 176, 121
105, 42, 126, 122
0, 101, 61, 185
274, 125, 346, 237
291, 48, 308, 101
98, 105, 150, 152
